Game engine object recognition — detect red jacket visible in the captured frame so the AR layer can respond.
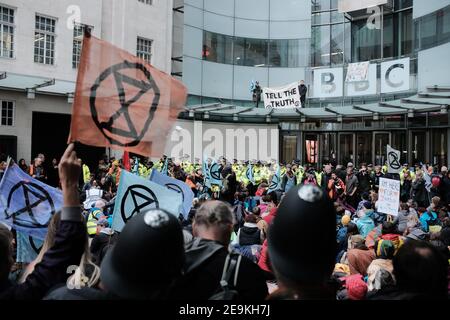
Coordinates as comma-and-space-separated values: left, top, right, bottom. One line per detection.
263, 207, 277, 225
258, 239, 272, 274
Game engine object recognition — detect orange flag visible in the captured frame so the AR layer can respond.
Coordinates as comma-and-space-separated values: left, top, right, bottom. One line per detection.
69, 35, 187, 157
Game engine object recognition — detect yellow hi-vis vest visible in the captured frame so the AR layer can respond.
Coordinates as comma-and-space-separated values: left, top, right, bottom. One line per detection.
82, 164, 91, 184
86, 209, 102, 235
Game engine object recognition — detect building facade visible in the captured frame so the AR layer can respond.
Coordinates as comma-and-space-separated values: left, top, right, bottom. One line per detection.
179, 0, 450, 168
0, 0, 174, 166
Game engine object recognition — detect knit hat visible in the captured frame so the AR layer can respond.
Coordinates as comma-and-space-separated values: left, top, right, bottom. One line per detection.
341, 215, 351, 226
363, 201, 372, 210
268, 185, 336, 284
345, 274, 368, 300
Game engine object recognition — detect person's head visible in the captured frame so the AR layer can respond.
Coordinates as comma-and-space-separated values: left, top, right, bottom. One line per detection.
252, 206, 261, 216
37, 153, 45, 162
346, 222, 358, 236
441, 166, 448, 175
300, 80, 305, 85
34, 157, 42, 166
375, 165, 381, 173
19, 159, 26, 166
286, 164, 292, 173
399, 202, 409, 212
341, 215, 351, 226
268, 185, 336, 295
393, 240, 448, 298
0, 224, 13, 283
382, 221, 397, 235
331, 172, 337, 180
376, 240, 395, 259
346, 167, 353, 175
324, 165, 332, 174
100, 209, 185, 299
350, 235, 367, 250
268, 191, 279, 206
431, 196, 440, 208
245, 214, 258, 224
52, 158, 58, 166
192, 201, 235, 246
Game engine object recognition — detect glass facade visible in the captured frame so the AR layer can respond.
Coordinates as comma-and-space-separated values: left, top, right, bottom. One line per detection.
414, 4, 450, 51
311, 0, 413, 66
203, 31, 309, 68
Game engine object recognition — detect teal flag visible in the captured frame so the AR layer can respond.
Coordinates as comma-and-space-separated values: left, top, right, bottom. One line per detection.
267, 165, 281, 193
246, 163, 254, 184
16, 232, 43, 263
111, 171, 182, 232
160, 158, 169, 175
209, 160, 223, 187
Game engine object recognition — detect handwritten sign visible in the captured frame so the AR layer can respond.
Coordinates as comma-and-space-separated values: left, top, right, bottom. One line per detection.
377, 178, 400, 216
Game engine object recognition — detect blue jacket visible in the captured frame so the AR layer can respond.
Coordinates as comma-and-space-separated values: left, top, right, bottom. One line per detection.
419, 211, 438, 232
356, 216, 375, 238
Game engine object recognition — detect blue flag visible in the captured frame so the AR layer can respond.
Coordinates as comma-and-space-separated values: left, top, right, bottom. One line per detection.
132, 157, 140, 175
111, 171, 182, 232
267, 164, 281, 194
160, 158, 169, 175
246, 163, 254, 184
209, 160, 223, 187
203, 156, 211, 187
0, 164, 63, 240
149, 169, 194, 219
16, 232, 43, 263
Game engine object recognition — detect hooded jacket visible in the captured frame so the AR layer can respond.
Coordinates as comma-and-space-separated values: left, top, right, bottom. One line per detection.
394, 210, 418, 234
169, 238, 268, 300
356, 216, 375, 238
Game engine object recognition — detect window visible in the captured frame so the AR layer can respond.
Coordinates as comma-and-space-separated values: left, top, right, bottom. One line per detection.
72, 24, 84, 68
203, 32, 233, 64
1, 101, 14, 126
138, 0, 152, 4
34, 15, 56, 65
0, 5, 14, 58
136, 37, 152, 64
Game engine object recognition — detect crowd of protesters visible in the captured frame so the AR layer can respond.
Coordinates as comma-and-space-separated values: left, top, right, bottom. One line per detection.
0, 147, 449, 300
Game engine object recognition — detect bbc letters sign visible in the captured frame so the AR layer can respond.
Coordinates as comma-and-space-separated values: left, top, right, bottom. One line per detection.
313, 58, 410, 98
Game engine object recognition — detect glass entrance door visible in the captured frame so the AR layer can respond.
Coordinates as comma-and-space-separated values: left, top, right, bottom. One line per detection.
374, 132, 391, 166
411, 131, 427, 165
282, 135, 297, 164
339, 133, 355, 166
305, 134, 319, 165
356, 133, 372, 166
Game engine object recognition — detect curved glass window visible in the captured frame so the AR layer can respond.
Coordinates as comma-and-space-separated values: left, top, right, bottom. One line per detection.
415, 5, 450, 51
202, 30, 309, 68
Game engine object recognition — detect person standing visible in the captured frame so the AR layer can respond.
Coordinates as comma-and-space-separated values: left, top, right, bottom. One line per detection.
345, 167, 359, 210
252, 81, 262, 108
299, 80, 308, 107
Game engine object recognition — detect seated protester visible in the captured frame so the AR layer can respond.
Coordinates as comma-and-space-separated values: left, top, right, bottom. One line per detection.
355, 205, 375, 239
366, 240, 396, 294
258, 194, 270, 217
356, 192, 370, 213
336, 222, 358, 263
253, 207, 269, 240
267, 185, 337, 300
369, 240, 448, 300
368, 201, 386, 226
336, 274, 368, 301
90, 218, 116, 266
337, 215, 351, 253
235, 214, 264, 246
394, 202, 418, 234
86, 200, 107, 237
375, 222, 404, 255
420, 202, 441, 233
169, 201, 268, 301
347, 235, 376, 277
255, 183, 268, 197
263, 192, 279, 225
0, 144, 86, 300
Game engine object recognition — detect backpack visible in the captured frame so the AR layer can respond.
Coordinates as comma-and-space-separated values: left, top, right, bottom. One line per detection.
209, 253, 242, 301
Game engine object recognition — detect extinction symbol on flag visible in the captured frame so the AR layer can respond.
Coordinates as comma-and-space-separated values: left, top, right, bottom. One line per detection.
120, 185, 159, 224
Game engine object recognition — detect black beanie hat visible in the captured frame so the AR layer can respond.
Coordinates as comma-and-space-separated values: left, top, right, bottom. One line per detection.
268, 185, 336, 285
100, 209, 184, 299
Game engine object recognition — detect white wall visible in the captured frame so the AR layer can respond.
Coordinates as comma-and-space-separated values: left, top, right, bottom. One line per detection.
418, 42, 450, 91
165, 120, 280, 162
0, 0, 103, 81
